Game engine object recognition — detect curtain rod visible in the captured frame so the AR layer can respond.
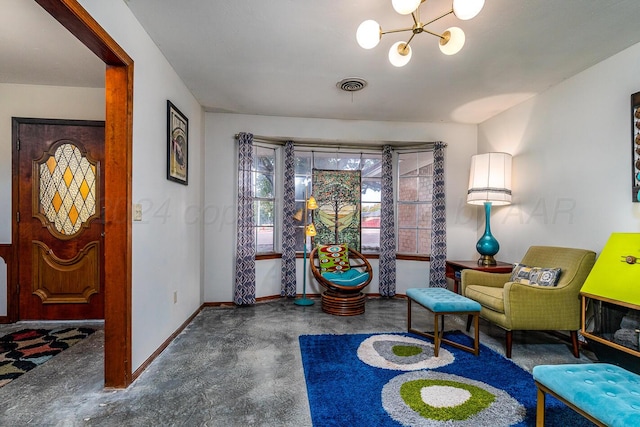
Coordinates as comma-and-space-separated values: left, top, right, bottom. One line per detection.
234, 133, 443, 151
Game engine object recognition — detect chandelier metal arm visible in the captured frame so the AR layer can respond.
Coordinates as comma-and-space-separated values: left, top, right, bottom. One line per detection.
381, 26, 417, 36
403, 31, 418, 49
419, 9, 455, 41
421, 9, 454, 28
381, 8, 456, 41
422, 28, 446, 40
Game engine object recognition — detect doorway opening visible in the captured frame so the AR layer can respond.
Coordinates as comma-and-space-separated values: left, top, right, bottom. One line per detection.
11, 0, 135, 388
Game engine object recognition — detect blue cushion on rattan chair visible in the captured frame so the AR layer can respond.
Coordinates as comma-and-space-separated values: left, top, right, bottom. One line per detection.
321, 269, 370, 287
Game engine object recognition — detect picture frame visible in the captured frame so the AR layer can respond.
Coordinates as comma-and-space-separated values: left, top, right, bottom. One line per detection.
167, 100, 188, 185
632, 91, 640, 202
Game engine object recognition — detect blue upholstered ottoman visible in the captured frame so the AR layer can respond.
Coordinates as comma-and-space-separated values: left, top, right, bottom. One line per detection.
406, 287, 481, 356
533, 363, 640, 427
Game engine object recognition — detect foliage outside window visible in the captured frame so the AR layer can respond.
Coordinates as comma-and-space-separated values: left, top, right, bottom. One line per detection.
253, 145, 276, 253
397, 151, 434, 255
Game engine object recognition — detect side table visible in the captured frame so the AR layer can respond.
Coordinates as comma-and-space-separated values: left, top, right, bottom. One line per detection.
445, 260, 513, 294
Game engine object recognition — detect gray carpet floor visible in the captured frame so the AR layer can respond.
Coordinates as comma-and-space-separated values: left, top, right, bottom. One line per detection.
0, 297, 596, 426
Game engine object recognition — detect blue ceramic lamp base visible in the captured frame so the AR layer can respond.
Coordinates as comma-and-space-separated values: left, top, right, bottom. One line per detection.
476, 201, 499, 266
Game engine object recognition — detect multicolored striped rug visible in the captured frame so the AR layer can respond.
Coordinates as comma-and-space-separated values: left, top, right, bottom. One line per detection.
0, 327, 95, 387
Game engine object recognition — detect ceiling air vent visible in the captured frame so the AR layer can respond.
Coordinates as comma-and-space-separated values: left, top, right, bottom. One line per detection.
337, 77, 367, 92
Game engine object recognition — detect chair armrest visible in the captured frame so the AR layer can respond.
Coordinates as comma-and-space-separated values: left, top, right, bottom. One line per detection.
503, 281, 581, 330
460, 270, 511, 295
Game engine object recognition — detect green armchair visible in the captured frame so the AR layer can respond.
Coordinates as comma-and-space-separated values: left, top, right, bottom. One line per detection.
461, 246, 596, 358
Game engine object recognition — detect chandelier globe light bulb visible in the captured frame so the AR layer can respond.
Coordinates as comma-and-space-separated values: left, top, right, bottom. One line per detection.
356, 20, 381, 49
388, 42, 412, 67
452, 0, 485, 20
392, 0, 422, 15
439, 27, 465, 55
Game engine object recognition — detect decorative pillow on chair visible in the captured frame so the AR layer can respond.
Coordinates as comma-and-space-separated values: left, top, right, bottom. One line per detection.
317, 244, 350, 273
510, 263, 562, 287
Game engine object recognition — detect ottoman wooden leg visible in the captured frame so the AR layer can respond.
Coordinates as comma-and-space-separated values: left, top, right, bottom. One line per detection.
433, 313, 440, 357
473, 313, 479, 355
536, 386, 546, 427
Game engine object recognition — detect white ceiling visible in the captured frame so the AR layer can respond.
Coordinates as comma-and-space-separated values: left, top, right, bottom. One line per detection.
0, 0, 104, 88
3, 0, 640, 124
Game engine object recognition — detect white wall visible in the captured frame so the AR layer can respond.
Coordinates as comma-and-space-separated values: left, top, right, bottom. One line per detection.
204, 113, 479, 302
478, 41, 640, 262
0, 83, 105, 317
79, 0, 204, 370
0, 84, 105, 243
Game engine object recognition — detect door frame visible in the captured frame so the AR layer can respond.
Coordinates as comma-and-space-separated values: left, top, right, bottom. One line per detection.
11, 0, 134, 388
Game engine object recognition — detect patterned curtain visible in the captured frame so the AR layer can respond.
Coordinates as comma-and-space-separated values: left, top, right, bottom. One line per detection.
429, 142, 447, 287
378, 145, 396, 296
234, 132, 256, 305
280, 141, 296, 297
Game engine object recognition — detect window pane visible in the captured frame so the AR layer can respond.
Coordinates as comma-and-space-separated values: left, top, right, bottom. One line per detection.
398, 176, 418, 201
418, 229, 431, 254
398, 229, 417, 253
361, 156, 381, 178
254, 172, 274, 198
362, 228, 380, 252
254, 147, 275, 172
362, 202, 380, 227
398, 153, 417, 176
295, 176, 310, 200
417, 151, 434, 170
294, 227, 313, 252
313, 153, 336, 170
252, 144, 276, 254
418, 176, 432, 201
256, 226, 274, 253
337, 157, 361, 170
254, 200, 274, 226
362, 180, 381, 202
295, 152, 312, 175
417, 204, 431, 228
398, 204, 416, 227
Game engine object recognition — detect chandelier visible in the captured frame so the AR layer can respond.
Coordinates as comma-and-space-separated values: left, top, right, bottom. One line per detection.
356, 0, 485, 67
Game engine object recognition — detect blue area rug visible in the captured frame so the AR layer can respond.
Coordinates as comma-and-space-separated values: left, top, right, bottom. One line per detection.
299, 332, 594, 426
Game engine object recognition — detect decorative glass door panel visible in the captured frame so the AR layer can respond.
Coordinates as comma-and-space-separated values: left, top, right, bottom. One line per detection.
34, 141, 99, 240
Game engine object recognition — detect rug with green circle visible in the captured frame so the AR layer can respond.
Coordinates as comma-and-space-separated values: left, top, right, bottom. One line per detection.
298, 332, 593, 426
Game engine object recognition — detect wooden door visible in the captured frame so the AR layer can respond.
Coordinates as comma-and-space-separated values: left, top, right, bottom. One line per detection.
15, 118, 105, 320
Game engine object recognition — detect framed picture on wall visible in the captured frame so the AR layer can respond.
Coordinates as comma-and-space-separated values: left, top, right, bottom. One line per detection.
632, 91, 640, 202
167, 100, 188, 185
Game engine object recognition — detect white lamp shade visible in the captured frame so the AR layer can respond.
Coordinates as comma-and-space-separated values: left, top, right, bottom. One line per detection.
467, 152, 512, 206
453, 0, 485, 20
392, 0, 422, 15
388, 42, 412, 67
439, 27, 465, 55
356, 20, 381, 49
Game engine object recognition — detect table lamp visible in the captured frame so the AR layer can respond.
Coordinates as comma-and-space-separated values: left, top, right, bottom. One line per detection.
467, 152, 512, 266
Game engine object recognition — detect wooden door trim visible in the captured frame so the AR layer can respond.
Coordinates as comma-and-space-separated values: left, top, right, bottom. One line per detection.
0, 244, 14, 323
28, 0, 134, 388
